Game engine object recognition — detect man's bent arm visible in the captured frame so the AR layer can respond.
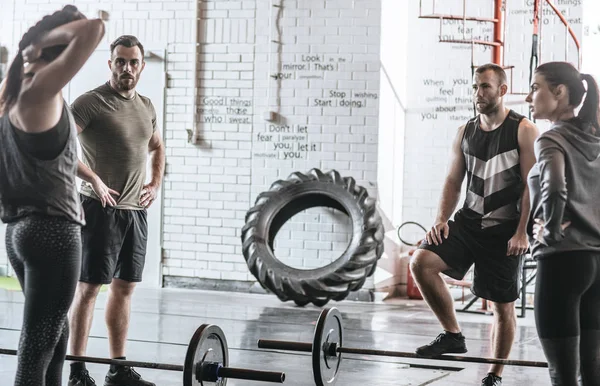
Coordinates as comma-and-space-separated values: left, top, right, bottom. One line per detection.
516, 186, 531, 235
516, 119, 540, 235
436, 178, 463, 223
148, 130, 165, 188
435, 125, 467, 223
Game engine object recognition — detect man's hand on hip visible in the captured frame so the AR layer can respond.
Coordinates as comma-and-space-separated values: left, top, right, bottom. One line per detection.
140, 184, 158, 208
91, 177, 120, 207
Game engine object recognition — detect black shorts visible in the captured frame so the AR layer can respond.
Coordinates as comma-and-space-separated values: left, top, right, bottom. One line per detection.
79, 194, 148, 284
418, 219, 524, 303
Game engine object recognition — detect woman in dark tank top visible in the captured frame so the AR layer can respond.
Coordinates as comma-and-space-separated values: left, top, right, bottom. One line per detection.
526, 62, 600, 386
0, 6, 105, 386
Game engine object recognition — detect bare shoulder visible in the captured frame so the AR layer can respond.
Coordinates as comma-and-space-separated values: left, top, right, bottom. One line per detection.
457, 122, 469, 136
451, 124, 468, 152
518, 117, 540, 135
453, 121, 472, 141
517, 117, 540, 147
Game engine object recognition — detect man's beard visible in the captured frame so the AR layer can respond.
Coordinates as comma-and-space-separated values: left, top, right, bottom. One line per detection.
113, 73, 137, 91
475, 100, 500, 115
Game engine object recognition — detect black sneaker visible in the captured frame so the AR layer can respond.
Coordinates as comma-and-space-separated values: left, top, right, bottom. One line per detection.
69, 369, 97, 386
481, 373, 502, 386
104, 366, 156, 386
415, 331, 468, 357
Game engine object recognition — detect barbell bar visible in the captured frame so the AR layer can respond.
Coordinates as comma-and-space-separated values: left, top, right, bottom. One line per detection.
257, 307, 548, 386
1, 324, 285, 386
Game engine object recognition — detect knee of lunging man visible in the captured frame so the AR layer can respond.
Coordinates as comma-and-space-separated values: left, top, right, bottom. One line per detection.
409, 254, 426, 279
410, 250, 440, 280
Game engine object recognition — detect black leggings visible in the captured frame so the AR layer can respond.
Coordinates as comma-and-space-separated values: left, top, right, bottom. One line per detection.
535, 252, 600, 386
6, 214, 81, 386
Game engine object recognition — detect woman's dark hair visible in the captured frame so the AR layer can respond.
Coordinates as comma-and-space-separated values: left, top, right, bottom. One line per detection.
535, 61, 600, 130
0, 5, 86, 114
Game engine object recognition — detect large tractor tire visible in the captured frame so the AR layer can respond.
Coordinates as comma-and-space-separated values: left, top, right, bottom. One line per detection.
241, 168, 384, 307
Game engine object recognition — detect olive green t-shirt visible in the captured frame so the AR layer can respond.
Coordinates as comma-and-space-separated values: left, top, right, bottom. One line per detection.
71, 82, 156, 210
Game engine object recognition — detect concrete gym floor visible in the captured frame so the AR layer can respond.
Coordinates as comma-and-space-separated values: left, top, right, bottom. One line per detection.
0, 285, 551, 385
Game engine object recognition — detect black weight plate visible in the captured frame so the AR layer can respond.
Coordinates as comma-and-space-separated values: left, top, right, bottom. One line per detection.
312, 307, 343, 386
184, 324, 229, 386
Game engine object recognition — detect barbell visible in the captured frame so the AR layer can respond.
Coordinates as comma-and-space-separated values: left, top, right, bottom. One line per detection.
1, 324, 285, 386
257, 307, 548, 386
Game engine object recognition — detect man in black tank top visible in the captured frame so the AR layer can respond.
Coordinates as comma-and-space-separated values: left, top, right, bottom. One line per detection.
410, 64, 540, 386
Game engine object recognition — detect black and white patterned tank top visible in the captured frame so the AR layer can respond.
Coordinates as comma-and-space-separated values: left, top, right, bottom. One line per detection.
455, 109, 526, 234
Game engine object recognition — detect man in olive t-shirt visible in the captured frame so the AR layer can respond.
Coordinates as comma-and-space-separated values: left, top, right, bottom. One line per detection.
67, 35, 165, 386
76, 82, 157, 208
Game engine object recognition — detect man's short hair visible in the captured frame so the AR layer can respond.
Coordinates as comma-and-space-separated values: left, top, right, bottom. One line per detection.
475, 63, 507, 85
110, 35, 145, 59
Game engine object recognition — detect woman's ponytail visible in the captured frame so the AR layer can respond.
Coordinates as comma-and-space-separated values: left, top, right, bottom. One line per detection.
578, 73, 600, 130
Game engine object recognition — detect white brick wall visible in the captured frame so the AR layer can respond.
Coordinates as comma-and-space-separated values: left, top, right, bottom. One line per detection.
181, 0, 382, 281
382, 0, 584, 243
0, 0, 197, 276
377, 0, 408, 228
4, 0, 590, 291
582, 2, 600, 78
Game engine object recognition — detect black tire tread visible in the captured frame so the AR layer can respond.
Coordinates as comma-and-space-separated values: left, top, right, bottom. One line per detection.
241, 168, 384, 307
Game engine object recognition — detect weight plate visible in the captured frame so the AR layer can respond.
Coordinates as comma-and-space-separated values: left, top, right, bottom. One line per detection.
184, 324, 229, 386
312, 307, 344, 386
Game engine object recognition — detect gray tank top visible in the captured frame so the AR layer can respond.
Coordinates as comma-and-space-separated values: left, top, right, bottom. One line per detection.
0, 103, 85, 226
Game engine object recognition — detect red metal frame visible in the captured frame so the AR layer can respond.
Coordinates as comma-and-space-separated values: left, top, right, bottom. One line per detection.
533, 0, 541, 35
418, 0, 504, 56
418, 0, 583, 91
418, 0, 580, 58
492, 0, 504, 65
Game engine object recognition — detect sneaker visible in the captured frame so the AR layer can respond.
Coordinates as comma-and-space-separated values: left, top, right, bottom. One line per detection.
481, 373, 502, 386
104, 366, 156, 386
415, 331, 468, 357
69, 369, 97, 386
